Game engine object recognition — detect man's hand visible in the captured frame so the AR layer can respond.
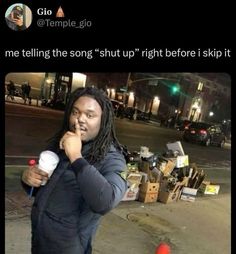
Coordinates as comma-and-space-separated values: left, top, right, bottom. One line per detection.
22, 165, 49, 187
13, 17, 24, 27
60, 119, 83, 163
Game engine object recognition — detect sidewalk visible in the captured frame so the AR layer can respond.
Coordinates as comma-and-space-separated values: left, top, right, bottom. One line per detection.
5, 96, 42, 107
5, 165, 231, 254
5, 191, 231, 254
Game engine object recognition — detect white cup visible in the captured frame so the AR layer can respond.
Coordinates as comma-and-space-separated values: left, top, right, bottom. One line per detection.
38, 150, 59, 185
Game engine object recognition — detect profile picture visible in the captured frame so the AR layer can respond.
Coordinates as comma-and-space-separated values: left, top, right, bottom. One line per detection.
5, 3, 32, 31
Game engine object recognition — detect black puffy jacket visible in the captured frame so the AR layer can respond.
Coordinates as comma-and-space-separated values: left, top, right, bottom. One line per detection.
22, 145, 127, 254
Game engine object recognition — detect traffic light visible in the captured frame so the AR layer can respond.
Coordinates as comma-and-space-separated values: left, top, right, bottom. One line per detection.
171, 84, 180, 94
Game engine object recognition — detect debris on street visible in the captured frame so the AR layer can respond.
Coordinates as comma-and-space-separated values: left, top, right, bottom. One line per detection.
122, 141, 220, 204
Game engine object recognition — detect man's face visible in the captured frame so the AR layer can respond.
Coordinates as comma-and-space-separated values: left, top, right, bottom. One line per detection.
69, 96, 102, 142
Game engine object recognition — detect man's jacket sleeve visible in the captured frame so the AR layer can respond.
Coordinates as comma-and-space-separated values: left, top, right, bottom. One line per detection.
70, 151, 128, 215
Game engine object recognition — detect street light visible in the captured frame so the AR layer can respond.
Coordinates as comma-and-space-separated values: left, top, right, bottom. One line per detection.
72, 73, 86, 92
107, 88, 111, 98
107, 88, 116, 99
111, 88, 116, 99
127, 92, 135, 107
209, 111, 214, 117
149, 96, 160, 117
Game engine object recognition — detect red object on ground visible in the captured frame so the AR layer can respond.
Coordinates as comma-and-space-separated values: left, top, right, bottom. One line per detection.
155, 243, 171, 254
28, 159, 36, 166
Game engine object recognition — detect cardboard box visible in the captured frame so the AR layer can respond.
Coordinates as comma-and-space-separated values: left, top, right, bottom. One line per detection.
199, 183, 220, 195
180, 187, 198, 202
166, 141, 185, 155
187, 163, 205, 189
176, 155, 189, 168
158, 158, 176, 176
139, 161, 158, 183
138, 182, 159, 203
158, 178, 187, 204
127, 172, 142, 189
158, 190, 181, 204
122, 187, 139, 201
139, 172, 148, 183
166, 155, 189, 168
138, 192, 158, 203
139, 182, 159, 193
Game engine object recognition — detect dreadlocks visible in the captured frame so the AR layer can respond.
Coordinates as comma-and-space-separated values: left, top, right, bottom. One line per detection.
47, 86, 124, 164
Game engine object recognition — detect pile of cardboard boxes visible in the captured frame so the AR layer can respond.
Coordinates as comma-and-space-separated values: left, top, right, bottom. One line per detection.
122, 141, 220, 204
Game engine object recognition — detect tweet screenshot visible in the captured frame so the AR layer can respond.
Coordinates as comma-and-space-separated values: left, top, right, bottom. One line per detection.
2, 2, 232, 254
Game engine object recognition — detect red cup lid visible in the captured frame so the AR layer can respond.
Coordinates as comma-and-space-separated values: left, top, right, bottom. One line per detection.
28, 159, 36, 166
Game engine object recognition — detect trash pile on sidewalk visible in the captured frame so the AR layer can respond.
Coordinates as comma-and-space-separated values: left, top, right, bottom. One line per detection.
122, 141, 220, 203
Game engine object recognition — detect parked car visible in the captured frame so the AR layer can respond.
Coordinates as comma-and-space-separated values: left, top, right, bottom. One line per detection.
176, 119, 192, 131
123, 107, 135, 120
136, 110, 150, 121
122, 107, 149, 121
183, 122, 226, 148
42, 98, 66, 110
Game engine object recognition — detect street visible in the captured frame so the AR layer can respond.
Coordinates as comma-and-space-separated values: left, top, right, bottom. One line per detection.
5, 102, 231, 254
5, 102, 231, 193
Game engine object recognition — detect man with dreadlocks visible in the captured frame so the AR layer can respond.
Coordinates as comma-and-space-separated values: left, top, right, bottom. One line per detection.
21, 87, 128, 254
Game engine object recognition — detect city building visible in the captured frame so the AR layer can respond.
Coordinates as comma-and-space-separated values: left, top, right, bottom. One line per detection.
5, 72, 231, 124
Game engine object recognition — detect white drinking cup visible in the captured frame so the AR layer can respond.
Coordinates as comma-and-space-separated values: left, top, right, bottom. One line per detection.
38, 150, 59, 185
